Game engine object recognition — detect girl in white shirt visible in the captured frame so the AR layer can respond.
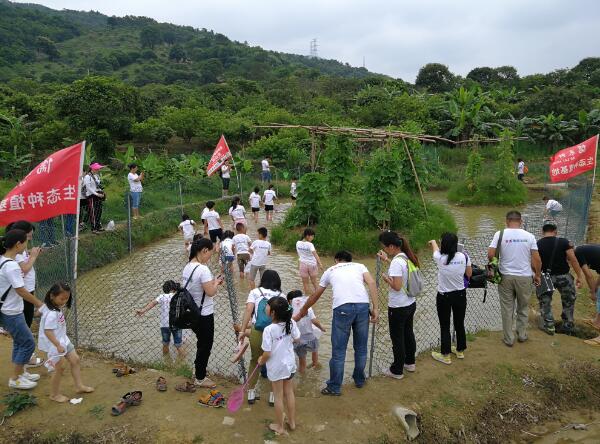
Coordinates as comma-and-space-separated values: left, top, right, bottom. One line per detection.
258, 296, 300, 436
178, 214, 196, 250
39, 282, 94, 402
429, 233, 472, 365
263, 185, 277, 222
228, 196, 247, 228
249, 187, 261, 223
296, 228, 323, 295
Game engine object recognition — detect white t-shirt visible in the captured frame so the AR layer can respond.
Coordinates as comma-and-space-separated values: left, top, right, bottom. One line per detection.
221, 165, 231, 179
250, 239, 271, 266
83, 173, 101, 197
489, 228, 538, 277
433, 251, 471, 293
263, 190, 276, 206
319, 262, 370, 309
246, 287, 284, 324
221, 238, 234, 256
249, 192, 261, 209
290, 182, 297, 198
232, 234, 251, 255
261, 159, 270, 171
0, 257, 25, 315
155, 293, 174, 328
38, 305, 72, 353
179, 220, 196, 238
517, 161, 525, 175
128, 172, 143, 192
387, 254, 413, 308
15, 251, 35, 292
261, 321, 300, 381
291, 296, 316, 339
182, 262, 215, 316
201, 207, 209, 220
296, 240, 317, 266
204, 210, 221, 231
546, 199, 563, 212
229, 205, 246, 220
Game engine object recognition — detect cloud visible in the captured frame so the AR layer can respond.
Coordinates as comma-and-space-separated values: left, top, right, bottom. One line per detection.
13, 0, 600, 81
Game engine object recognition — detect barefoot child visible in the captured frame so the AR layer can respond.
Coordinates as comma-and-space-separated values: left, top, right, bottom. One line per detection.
178, 214, 196, 250
249, 187, 261, 223
249, 227, 271, 289
38, 282, 94, 402
232, 223, 252, 279
135, 280, 185, 360
296, 228, 323, 295
220, 230, 235, 274
263, 185, 277, 222
287, 290, 325, 373
258, 296, 300, 436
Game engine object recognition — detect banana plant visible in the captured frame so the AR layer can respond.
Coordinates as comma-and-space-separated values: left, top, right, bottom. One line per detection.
0, 113, 35, 178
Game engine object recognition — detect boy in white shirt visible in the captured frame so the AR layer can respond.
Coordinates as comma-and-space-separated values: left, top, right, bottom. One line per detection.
232, 223, 252, 279
203, 201, 223, 243
263, 185, 277, 222
290, 178, 298, 205
178, 214, 196, 250
249, 227, 271, 289
220, 230, 235, 274
249, 187, 261, 223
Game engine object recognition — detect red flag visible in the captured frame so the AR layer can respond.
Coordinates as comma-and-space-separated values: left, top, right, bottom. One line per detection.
0, 142, 84, 226
549, 135, 598, 183
207, 135, 232, 177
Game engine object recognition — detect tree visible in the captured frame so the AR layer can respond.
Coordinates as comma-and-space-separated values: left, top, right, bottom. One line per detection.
0, 112, 34, 178
495, 66, 519, 85
571, 57, 600, 81
161, 107, 206, 143
83, 128, 115, 163
415, 63, 455, 93
323, 135, 355, 194
140, 26, 162, 49
466, 67, 498, 86
168, 44, 186, 62
365, 146, 402, 229
35, 36, 60, 61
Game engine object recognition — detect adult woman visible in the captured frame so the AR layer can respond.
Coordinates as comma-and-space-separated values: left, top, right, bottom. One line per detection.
429, 233, 472, 364
182, 237, 224, 388
0, 229, 44, 389
221, 161, 232, 197
238, 270, 284, 403
377, 231, 419, 380
84, 163, 106, 233
228, 196, 247, 228
127, 163, 144, 219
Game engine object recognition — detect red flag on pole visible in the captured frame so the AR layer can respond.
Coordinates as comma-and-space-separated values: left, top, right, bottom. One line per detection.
549, 135, 598, 183
207, 135, 233, 177
0, 142, 85, 226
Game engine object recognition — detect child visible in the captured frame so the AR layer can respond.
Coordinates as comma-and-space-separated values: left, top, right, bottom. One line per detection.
220, 230, 235, 273
249, 227, 271, 289
39, 282, 94, 402
178, 214, 196, 250
204, 201, 223, 243
232, 223, 252, 279
249, 187, 261, 223
136, 280, 184, 360
258, 296, 300, 436
228, 196, 247, 228
263, 185, 277, 222
287, 290, 325, 373
290, 178, 298, 205
296, 228, 323, 295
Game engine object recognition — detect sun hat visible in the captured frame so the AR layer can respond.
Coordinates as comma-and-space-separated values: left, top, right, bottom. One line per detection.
90, 162, 105, 170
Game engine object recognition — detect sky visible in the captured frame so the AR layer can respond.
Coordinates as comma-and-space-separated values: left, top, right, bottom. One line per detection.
13, 0, 600, 82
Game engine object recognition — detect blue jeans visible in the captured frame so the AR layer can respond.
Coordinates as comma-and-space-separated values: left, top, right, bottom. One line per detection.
327, 303, 370, 393
261, 171, 272, 182
160, 327, 182, 347
1, 313, 35, 365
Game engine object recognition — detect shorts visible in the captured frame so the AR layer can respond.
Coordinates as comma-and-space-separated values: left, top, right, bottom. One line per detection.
222, 177, 230, 190
237, 253, 251, 271
209, 228, 223, 243
294, 338, 319, 358
517, 174, 524, 181
299, 262, 318, 278
270, 372, 296, 382
222, 255, 235, 264
249, 264, 266, 281
549, 210, 561, 217
184, 234, 194, 242
160, 327, 183, 347
130, 191, 142, 209
265, 205, 274, 212
234, 218, 246, 227
1, 313, 35, 365
262, 171, 272, 182
251, 207, 260, 213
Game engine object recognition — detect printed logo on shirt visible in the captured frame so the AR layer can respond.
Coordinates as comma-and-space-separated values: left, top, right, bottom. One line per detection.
505, 239, 529, 243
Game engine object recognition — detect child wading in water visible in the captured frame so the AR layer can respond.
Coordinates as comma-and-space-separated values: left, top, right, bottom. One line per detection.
178, 214, 196, 250
220, 230, 235, 274
232, 223, 252, 280
288, 290, 325, 372
136, 280, 185, 360
39, 282, 94, 402
258, 296, 300, 436
249, 187, 261, 224
296, 228, 323, 296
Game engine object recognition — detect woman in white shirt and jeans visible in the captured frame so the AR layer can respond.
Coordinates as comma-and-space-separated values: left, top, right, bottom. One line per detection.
429, 233, 472, 365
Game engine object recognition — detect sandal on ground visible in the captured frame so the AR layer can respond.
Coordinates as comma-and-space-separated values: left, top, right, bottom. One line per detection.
175, 381, 196, 393
198, 390, 225, 407
583, 338, 600, 346
114, 365, 137, 377
123, 391, 143, 406
320, 387, 341, 396
111, 400, 128, 416
156, 377, 167, 392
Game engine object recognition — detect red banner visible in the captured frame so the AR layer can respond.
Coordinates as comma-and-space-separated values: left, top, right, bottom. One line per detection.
206, 135, 232, 177
549, 135, 598, 183
0, 142, 84, 226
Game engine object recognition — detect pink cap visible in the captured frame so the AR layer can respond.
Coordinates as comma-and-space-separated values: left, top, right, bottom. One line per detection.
90, 162, 105, 170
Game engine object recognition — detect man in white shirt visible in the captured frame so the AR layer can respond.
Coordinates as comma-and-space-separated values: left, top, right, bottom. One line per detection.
543, 196, 563, 220
488, 211, 541, 347
295, 251, 378, 396
221, 161, 231, 197
261, 157, 272, 183
517, 158, 525, 181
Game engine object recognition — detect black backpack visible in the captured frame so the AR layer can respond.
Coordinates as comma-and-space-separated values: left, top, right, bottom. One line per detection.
169, 265, 205, 329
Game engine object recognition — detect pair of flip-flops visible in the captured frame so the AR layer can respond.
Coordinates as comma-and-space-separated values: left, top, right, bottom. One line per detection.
111, 391, 143, 416
112, 364, 137, 377
175, 381, 197, 393
198, 389, 225, 407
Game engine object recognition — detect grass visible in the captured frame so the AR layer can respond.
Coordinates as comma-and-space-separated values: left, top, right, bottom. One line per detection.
448, 177, 528, 206
1, 392, 36, 424
88, 404, 105, 420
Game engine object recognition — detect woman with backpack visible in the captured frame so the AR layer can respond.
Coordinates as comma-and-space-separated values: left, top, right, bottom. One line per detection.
377, 231, 420, 380
182, 237, 224, 389
238, 269, 284, 404
429, 233, 472, 365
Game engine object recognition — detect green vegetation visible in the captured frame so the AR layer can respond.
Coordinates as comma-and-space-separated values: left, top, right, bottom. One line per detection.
1, 392, 36, 424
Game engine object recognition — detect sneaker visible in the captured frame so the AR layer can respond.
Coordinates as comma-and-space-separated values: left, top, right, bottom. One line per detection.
247, 388, 256, 405
21, 371, 40, 381
8, 376, 37, 390
268, 391, 275, 407
382, 368, 404, 380
517, 334, 528, 343
502, 339, 514, 347
194, 377, 216, 388
403, 364, 416, 372
541, 325, 555, 336
451, 346, 465, 359
431, 351, 452, 365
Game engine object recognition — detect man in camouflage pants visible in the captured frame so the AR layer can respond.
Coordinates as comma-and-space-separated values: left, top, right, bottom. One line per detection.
536, 221, 583, 335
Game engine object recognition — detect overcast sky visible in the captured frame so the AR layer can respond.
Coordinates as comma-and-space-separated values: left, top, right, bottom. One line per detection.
14, 0, 600, 81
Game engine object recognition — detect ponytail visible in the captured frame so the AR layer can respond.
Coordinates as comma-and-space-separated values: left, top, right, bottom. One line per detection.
188, 237, 213, 261
379, 230, 420, 267
268, 296, 293, 335
440, 232, 458, 265
0, 229, 27, 255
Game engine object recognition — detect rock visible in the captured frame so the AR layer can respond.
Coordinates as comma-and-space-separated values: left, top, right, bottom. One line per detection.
393, 406, 420, 441
572, 423, 588, 430
222, 416, 235, 426
353, 419, 361, 425
314, 424, 326, 432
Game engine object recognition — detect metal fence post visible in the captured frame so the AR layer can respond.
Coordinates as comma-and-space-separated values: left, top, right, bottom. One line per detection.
127, 192, 133, 253
179, 180, 184, 215
368, 256, 381, 378
222, 251, 247, 382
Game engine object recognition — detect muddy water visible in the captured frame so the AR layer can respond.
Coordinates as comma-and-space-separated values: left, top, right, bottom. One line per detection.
75, 192, 547, 387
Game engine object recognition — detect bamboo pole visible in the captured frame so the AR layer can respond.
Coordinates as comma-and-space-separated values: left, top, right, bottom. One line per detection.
402, 138, 428, 218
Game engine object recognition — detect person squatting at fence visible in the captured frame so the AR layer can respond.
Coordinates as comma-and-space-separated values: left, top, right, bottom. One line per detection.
0, 229, 44, 390
574, 244, 600, 346
295, 250, 379, 395
127, 163, 144, 219
83, 163, 106, 233
429, 233, 472, 365
488, 211, 542, 347
182, 237, 225, 388
543, 196, 563, 221
536, 221, 583, 335
377, 232, 419, 379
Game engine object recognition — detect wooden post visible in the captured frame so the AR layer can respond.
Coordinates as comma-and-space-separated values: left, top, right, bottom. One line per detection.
402, 138, 428, 218
310, 130, 317, 172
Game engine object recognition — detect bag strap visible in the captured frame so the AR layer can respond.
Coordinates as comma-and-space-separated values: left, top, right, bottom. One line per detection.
183, 265, 200, 290
495, 229, 505, 260
544, 237, 559, 274
0, 259, 15, 308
